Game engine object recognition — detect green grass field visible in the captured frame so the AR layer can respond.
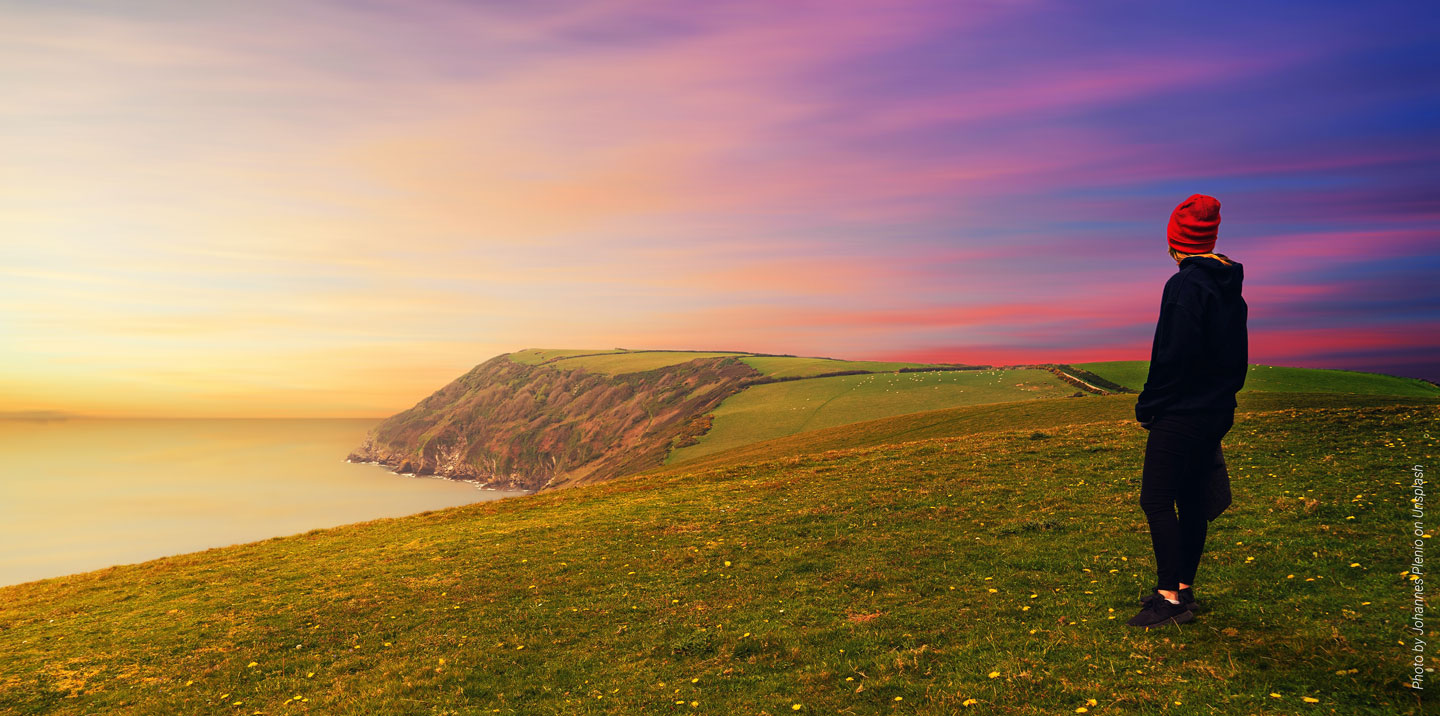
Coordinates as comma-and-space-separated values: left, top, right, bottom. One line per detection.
542, 351, 753, 375
3, 394, 1434, 715
667, 368, 1076, 464
1077, 361, 1440, 397
738, 356, 943, 379
664, 392, 1440, 478
505, 349, 750, 374
505, 348, 628, 365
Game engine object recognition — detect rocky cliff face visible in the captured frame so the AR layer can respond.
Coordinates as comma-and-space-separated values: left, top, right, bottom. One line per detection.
347, 353, 762, 492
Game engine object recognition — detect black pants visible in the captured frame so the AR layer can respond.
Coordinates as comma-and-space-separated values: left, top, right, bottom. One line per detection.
1139, 410, 1234, 591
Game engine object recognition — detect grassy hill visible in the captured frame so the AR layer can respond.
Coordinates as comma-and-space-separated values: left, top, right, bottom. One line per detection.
2, 390, 1436, 714
738, 356, 955, 379
349, 349, 1071, 493
1077, 361, 1439, 397
667, 368, 1078, 464
347, 349, 1438, 494
662, 391, 1440, 478
667, 356, 1438, 466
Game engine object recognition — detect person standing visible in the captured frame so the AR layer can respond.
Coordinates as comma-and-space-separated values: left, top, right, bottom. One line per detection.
1127, 194, 1248, 628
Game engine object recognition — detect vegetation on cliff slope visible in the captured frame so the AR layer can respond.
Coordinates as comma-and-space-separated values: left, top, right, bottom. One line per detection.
1078, 361, 1440, 397
346, 353, 761, 491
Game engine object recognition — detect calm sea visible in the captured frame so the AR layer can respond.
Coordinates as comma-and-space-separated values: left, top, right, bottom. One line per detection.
0, 418, 526, 587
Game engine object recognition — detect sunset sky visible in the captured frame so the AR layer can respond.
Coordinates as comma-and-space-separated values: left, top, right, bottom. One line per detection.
3, 1, 1437, 418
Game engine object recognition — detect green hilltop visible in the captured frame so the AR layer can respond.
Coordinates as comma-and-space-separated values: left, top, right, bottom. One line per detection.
665, 367, 1076, 464
1076, 360, 1440, 397
2, 348, 1437, 714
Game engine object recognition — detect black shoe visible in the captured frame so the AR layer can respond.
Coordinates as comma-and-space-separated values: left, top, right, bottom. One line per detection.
1127, 596, 1195, 628
1139, 586, 1198, 612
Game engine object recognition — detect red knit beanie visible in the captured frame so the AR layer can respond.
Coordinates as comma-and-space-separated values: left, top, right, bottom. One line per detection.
1167, 194, 1221, 254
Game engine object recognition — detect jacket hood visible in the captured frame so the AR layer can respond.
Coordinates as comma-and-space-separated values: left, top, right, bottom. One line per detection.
1180, 254, 1244, 296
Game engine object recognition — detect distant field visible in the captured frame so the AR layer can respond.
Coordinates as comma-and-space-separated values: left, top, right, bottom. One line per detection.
667, 368, 1074, 464
656, 391, 1440, 476
739, 356, 942, 378
1077, 361, 1439, 397
505, 348, 625, 365
505, 349, 750, 374
509, 350, 958, 377
547, 351, 752, 375
1070, 361, 1152, 392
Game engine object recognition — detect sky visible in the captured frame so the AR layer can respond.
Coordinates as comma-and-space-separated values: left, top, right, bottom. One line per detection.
2, 0, 1437, 418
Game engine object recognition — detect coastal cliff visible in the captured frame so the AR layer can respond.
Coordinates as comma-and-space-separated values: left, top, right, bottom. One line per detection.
347, 353, 762, 492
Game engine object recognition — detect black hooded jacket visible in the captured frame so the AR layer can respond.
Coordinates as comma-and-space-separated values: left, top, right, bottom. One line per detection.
1135, 254, 1248, 423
